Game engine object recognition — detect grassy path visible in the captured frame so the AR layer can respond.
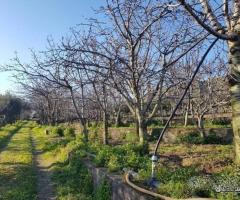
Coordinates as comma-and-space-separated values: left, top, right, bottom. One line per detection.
31, 126, 95, 200
31, 129, 56, 200
0, 123, 22, 151
0, 122, 58, 200
0, 122, 37, 200
0, 122, 108, 200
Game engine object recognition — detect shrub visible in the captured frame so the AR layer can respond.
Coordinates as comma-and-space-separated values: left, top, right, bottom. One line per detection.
137, 167, 152, 182
121, 142, 149, 156
94, 146, 113, 167
107, 155, 121, 172
92, 143, 150, 172
177, 132, 204, 144
52, 153, 93, 199
146, 119, 164, 127
204, 132, 224, 144
158, 181, 192, 198
148, 128, 161, 141
124, 151, 150, 171
187, 176, 212, 198
211, 118, 231, 126
88, 130, 99, 141
89, 121, 99, 128
133, 142, 149, 156
64, 127, 75, 138
177, 131, 227, 145
155, 166, 173, 183
125, 150, 139, 170
94, 178, 111, 200
52, 126, 64, 137
58, 193, 92, 200
170, 167, 199, 182
124, 132, 138, 143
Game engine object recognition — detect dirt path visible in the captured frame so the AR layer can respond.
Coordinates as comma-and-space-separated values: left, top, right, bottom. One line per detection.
31, 135, 57, 200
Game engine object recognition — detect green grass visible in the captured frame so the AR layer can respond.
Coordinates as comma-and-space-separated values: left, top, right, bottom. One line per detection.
31, 124, 112, 200
0, 122, 37, 200
83, 136, 238, 199
32, 125, 94, 200
142, 142, 239, 199
0, 121, 236, 199
0, 123, 22, 150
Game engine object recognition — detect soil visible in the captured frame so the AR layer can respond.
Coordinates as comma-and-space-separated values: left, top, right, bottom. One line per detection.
31, 135, 56, 200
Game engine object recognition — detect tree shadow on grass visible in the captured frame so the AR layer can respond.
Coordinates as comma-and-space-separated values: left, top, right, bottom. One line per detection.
0, 164, 37, 200
0, 125, 23, 153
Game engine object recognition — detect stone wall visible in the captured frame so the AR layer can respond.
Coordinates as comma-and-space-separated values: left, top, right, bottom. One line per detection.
84, 160, 154, 200
149, 127, 233, 143
87, 127, 233, 144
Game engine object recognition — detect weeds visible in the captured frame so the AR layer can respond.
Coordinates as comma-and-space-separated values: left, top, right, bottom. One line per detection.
177, 131, 227, 145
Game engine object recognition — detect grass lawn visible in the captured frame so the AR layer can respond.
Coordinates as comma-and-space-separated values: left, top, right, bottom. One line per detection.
31, 125, 98, 200
0, 121, 238, 200
0, 122, 37, 200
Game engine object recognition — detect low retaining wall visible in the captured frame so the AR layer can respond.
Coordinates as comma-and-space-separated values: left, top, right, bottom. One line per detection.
149, 128, 233, 143
87, 127, 233, 143
84, 160, 216, 200
84, 160, 154, 200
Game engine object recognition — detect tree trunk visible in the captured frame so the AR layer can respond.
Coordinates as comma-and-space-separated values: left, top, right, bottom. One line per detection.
82, 122, 88, 140
135, 118, 139, 139
133, 109, 139, 138
138, 121, 147, 144
184, 93, 191, 127
136, 111, 147, 144
184, 107, 189, 127
159, 104, 165, 125
103, 111, 109, 145
115, 107, 121, 127
228, 38, 240, 165
197, 114, 206, 138
69, 87, 88, 141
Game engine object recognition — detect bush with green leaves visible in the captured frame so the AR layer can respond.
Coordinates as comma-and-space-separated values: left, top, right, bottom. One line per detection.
52, 126, 64, 137
204, 132, 224, 144
124, 132, 138, 143
158, 181, 192, 199
177, 131, 227, 145
170, 167, 199, 182
187, 176, 213, 198
138, 166, 201, 198
91, 143, 151, 172
177, 132, 204, 144
137, 164, 240, 199
124, 150, 150, 171
134, 142, 149, 155
120, 142, 149, 156
94, 178, 111, 200
64, 127, 75, 138
210, 118, 231, 126
52, 153, 93, 199
88, 129, 100, 142
107, 155, 121, 172
146, 119, 164, 127
94, 146, 113, 167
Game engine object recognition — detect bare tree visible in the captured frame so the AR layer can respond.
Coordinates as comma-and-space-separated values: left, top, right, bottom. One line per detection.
61, 0, 206, 143
84, 67, 110, 144
5, 50, 90, 140
177, 0, 240, 164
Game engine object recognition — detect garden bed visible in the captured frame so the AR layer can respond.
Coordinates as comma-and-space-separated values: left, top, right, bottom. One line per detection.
32, 124, 240, 200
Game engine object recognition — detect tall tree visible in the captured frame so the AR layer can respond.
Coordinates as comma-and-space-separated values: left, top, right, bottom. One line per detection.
62, 0, 205, 143
178, 0, 240, 164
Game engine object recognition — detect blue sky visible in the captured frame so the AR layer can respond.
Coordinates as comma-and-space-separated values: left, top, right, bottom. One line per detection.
0, 0, 104, 94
